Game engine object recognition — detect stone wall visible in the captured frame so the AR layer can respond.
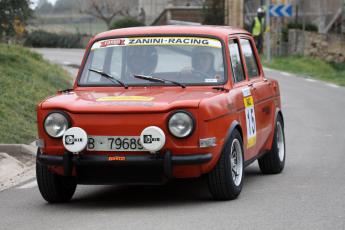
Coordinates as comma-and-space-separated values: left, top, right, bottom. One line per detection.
152, 7, 203, 25
288, 29, 345, 63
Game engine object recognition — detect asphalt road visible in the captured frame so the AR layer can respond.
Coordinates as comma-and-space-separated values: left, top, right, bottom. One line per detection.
32, 48, 85, 77
1, 49, 345, 230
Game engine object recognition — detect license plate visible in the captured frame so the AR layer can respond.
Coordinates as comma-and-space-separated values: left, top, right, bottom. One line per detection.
87, 136, 145, 151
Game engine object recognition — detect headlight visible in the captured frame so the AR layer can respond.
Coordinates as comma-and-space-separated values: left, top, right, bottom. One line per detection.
44, 112, 70, 138
168, 111, 194, 138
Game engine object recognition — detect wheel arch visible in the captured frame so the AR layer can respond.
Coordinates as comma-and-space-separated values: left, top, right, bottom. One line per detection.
275, 108, 284, 127
264, 107, 285, 151
223, 120, 244, 151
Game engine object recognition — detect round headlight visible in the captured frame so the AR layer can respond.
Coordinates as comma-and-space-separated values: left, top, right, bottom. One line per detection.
44, 112, 69, 138
168, 111, 194, 138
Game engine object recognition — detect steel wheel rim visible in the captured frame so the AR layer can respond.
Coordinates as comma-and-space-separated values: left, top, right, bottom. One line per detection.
277, 121, 285, 162
230, 139, 243, 186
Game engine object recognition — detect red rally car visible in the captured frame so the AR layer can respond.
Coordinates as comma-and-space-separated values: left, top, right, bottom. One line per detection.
36, 26, 286, 203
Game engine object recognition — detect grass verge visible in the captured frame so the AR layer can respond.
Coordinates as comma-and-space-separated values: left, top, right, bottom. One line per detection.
262, 56, 345, 86
0, 44, 72, 144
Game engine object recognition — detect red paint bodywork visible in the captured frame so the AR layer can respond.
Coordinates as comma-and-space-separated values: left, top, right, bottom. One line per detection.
36, 26, 282, 179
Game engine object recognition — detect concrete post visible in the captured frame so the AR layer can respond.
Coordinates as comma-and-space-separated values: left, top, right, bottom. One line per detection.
226, 0, 244, 28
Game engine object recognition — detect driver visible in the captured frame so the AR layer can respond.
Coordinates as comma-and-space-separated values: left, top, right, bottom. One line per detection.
191, 49, 216, 78
126, 46, 158, 79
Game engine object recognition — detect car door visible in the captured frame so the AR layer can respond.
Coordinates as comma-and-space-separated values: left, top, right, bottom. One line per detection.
239, 37, 274, 154
227, 37, 257, 161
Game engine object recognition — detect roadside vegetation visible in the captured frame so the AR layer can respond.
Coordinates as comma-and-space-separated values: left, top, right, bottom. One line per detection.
263, 56, 345, 86
24, 30, 82, 48
110, 17, 144, 30
0, 44, 72, 144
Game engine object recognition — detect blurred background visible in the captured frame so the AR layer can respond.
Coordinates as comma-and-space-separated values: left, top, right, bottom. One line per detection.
0, 0, 344, 62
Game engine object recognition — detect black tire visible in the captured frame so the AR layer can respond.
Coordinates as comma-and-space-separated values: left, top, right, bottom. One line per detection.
36, 161, 77, 203
208, 129, 244, 200
258, 115, 286, 174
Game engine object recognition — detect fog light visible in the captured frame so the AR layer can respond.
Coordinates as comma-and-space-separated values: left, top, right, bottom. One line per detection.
140, 126, 166, 153
199, 137, 216, 148
62, 127, 88, 153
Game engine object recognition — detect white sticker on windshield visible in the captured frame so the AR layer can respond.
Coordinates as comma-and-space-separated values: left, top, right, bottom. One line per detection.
91, 37, 222, 50
205, 78, 218, 83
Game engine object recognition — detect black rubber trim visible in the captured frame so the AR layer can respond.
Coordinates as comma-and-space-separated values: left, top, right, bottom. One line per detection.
37, 152, 212, 167
244, 150, 267, 168
172, 153, 212, 165
63, 151, 73, 176
74, 155, 164, 166
37, 154, 64, 165
163, 151, 172, 177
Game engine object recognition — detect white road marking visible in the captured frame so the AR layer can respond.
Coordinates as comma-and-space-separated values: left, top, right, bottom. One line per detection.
305, 78, 317, 83
62, 61, 72, 65
281, 72, 293, 77
17, 180, 37, 189
326, 83, 339, 88
263, 67, 274, 72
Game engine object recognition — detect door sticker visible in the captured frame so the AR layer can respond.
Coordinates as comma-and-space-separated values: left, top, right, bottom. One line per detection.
242, 88, 257, 148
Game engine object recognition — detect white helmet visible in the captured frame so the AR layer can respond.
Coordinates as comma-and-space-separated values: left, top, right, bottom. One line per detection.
257, 7, 265, 13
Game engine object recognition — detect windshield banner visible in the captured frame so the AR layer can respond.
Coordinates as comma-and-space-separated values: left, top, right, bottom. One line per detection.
91, 37, 222, 50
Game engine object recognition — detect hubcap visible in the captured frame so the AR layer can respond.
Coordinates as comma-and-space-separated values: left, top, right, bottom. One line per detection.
276, 121, 285, 162
230, 139, 243, 186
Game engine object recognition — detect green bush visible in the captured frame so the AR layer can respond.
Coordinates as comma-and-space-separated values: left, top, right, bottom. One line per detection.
24, 30, 82, 48
287, 22, 318, 32
110, 17, 144, 30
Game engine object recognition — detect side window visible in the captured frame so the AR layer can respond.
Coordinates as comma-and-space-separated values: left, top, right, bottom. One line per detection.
228, 39, 245, 83
240, 39, 259, 78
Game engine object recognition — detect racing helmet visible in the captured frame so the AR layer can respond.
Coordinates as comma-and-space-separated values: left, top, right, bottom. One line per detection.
126, 46, 158, 75
191, 47, 215, 73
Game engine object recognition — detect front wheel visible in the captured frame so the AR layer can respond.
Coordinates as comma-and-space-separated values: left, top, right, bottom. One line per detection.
36, 162, 77, 203
208, 129, 244, 200
258, 115, 286, 174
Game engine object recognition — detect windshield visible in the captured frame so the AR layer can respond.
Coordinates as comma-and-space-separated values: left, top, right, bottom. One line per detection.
79, 36, 226, 86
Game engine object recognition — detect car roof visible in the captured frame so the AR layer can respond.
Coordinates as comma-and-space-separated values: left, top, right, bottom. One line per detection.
93, 25, 250, 41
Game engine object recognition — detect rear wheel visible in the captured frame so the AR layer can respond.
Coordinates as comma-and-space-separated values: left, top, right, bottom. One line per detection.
258, 115, 286, 174
208, 129, 244, 200
36, 161, 77, 203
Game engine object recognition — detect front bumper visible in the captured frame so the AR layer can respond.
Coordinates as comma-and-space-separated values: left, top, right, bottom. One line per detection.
37, 151, 212, 183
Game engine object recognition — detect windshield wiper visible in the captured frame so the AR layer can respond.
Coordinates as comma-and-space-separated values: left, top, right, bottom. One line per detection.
89, 68, 128, 89
134, 74, 186, 88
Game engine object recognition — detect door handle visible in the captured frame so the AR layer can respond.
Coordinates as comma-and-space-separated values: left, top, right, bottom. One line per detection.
264, 78, 272, 85
247, 83, 256, 91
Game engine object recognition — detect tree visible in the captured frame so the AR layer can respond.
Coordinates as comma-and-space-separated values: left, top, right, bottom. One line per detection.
0, 0, 32, 41
36, 0, 54, 14
202, 0, 225, 25
79, 0, 137, 29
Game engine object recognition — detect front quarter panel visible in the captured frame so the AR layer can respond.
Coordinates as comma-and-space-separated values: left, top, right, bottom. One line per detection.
198, 91, 242, 173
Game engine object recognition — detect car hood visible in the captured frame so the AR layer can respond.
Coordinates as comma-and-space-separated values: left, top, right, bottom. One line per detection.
40, 87, 222, 113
